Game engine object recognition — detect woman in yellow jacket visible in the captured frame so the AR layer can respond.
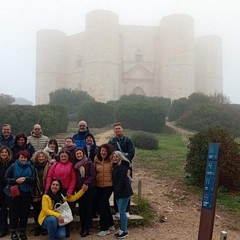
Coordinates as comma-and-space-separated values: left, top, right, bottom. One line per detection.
38, 178, 85, 240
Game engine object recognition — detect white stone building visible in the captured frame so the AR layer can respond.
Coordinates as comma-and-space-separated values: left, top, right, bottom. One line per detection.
35, 10, 223, 104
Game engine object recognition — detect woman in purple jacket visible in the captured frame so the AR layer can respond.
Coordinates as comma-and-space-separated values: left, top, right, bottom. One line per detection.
73, 148, 96, 237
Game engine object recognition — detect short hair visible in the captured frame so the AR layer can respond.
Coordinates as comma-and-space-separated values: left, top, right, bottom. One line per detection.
17, 150, 30, 159
14, 132, 27, 145
2, 124, 11, 130
113, 122, 122, 127
78, 120, 87, 127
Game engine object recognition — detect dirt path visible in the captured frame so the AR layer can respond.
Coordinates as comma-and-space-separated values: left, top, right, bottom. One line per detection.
94, 126, 240, 240
4, 128, 239, 240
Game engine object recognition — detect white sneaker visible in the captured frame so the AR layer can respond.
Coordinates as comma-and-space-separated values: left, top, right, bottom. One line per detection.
126, 212, 130, 218
115, 212, 120, 218
109, 225, 115, 231
97, 230, 110, 237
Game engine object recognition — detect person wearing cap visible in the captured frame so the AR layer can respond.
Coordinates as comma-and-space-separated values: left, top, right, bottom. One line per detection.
72, 120, 96, 148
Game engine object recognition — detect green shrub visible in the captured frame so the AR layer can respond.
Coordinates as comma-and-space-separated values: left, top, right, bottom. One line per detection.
131, 131, 159, 150
185, 127, 240, 191
114, 103, 166, 133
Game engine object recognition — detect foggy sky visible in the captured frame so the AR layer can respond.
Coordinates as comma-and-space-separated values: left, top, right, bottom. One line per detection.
0, 0, 239, 104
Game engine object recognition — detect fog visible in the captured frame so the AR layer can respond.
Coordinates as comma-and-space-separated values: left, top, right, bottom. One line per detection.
0, 0, 239, 104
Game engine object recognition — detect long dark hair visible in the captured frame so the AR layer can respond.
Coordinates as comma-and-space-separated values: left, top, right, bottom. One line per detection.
47, 178, 63, 205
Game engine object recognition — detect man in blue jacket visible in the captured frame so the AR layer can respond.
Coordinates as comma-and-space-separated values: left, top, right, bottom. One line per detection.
72, 120, 96, 148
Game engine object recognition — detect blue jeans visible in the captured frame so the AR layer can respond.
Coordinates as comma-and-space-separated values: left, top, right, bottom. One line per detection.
42, 216, 65, 240
116, 197, 130, 231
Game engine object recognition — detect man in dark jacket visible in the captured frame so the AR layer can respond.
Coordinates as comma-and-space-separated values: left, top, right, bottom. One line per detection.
108, 122, 135, 217
0, 124, 14, 148
72, 120, 96, 148
108, 122, 135, 163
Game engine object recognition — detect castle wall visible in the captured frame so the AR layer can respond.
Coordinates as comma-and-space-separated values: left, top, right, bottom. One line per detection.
36, 30, 66, 104
66, 33, 86, 90
84, 10, 120, 102
119, 25, 157, 97
194, 35, 223, 95
35, 11, 223, 105
157, 14, 195, 100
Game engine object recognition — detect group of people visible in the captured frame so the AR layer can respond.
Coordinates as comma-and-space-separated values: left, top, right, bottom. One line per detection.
0, 121, 135, 240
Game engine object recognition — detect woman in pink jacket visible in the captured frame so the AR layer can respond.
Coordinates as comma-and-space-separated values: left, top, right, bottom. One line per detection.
45, 150, 76, 238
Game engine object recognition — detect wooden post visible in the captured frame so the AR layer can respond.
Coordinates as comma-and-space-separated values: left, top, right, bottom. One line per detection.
198, 143, 221, 240
220, 231, 227, 240
138, 180, 142, 200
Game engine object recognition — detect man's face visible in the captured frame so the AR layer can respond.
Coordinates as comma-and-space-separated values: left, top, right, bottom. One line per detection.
33, 124, 42, 136
79, 122, 87, 132
2, 126, 11, 138
114, 125, 123, 137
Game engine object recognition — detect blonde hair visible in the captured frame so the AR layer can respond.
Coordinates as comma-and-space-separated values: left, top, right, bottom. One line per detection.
31, 150, 51, 163
112, 150, 129, 164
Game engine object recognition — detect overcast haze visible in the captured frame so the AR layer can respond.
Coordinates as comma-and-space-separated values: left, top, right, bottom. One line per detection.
0, 0, 239, 104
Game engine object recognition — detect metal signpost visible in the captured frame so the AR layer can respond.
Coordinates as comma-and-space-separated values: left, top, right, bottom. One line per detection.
198, 143, 220, 240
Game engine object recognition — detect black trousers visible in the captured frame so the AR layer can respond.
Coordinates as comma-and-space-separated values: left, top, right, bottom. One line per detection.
6, 192, 32, 232
0, 195, 8, 232
78, 186, 95, 231
32, 200, 41, 226
96, 186, 114, 231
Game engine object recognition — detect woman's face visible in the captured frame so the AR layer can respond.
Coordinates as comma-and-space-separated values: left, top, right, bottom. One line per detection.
51, 180, 60, 194
0, 149, 9, 161
49, 142, 56, 151
65, 138, 74, 147
19, 154, 28, 164
59, 152, 69, 163
75, 150, 84, 161
112, 153, 120, 164
100, 147, 108, 160
37, 153, 47, 164
17, 137, 25, 147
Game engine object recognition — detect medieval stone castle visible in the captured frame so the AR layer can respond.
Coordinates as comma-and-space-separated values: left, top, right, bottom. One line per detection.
35, 10, 223, 104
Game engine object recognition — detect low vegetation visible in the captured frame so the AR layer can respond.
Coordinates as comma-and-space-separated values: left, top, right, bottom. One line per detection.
133, 128, 240, 214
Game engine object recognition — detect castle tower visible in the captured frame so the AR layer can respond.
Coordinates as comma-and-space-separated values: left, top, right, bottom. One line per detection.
194, 35, 223, 95
84, 10, 120, 102
157, 14, 194, 100
36, 30, 66, 104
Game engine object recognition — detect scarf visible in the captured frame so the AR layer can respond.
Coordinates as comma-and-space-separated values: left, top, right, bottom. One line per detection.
74, 156, 88, 177
47, 188, 63, 207
14, 159, 33, 192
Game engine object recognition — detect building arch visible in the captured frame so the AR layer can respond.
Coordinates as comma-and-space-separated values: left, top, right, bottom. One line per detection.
132, 87, 145, 95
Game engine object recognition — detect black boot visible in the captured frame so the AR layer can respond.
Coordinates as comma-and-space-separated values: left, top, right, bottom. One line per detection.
11, 232, 19, 240
34, 226, 41, 236
80, 229, 89, 238
19, 230, 27, 240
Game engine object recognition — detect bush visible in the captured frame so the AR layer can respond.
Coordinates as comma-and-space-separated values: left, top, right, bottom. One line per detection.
114, 103, 166, 133
131, 131, 159, 150
185, 127, 240, 191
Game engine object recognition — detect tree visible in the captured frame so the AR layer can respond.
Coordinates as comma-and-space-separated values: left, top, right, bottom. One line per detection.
49, 88, 95, 114
0, 93, 15, 105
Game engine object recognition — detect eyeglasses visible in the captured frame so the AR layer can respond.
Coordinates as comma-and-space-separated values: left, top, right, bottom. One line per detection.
79, 125, 85, 127
34, 128, 41, 130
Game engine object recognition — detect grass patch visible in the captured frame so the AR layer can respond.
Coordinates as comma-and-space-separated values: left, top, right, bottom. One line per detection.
129, 195, 154, 226
135, 133, 187, 178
